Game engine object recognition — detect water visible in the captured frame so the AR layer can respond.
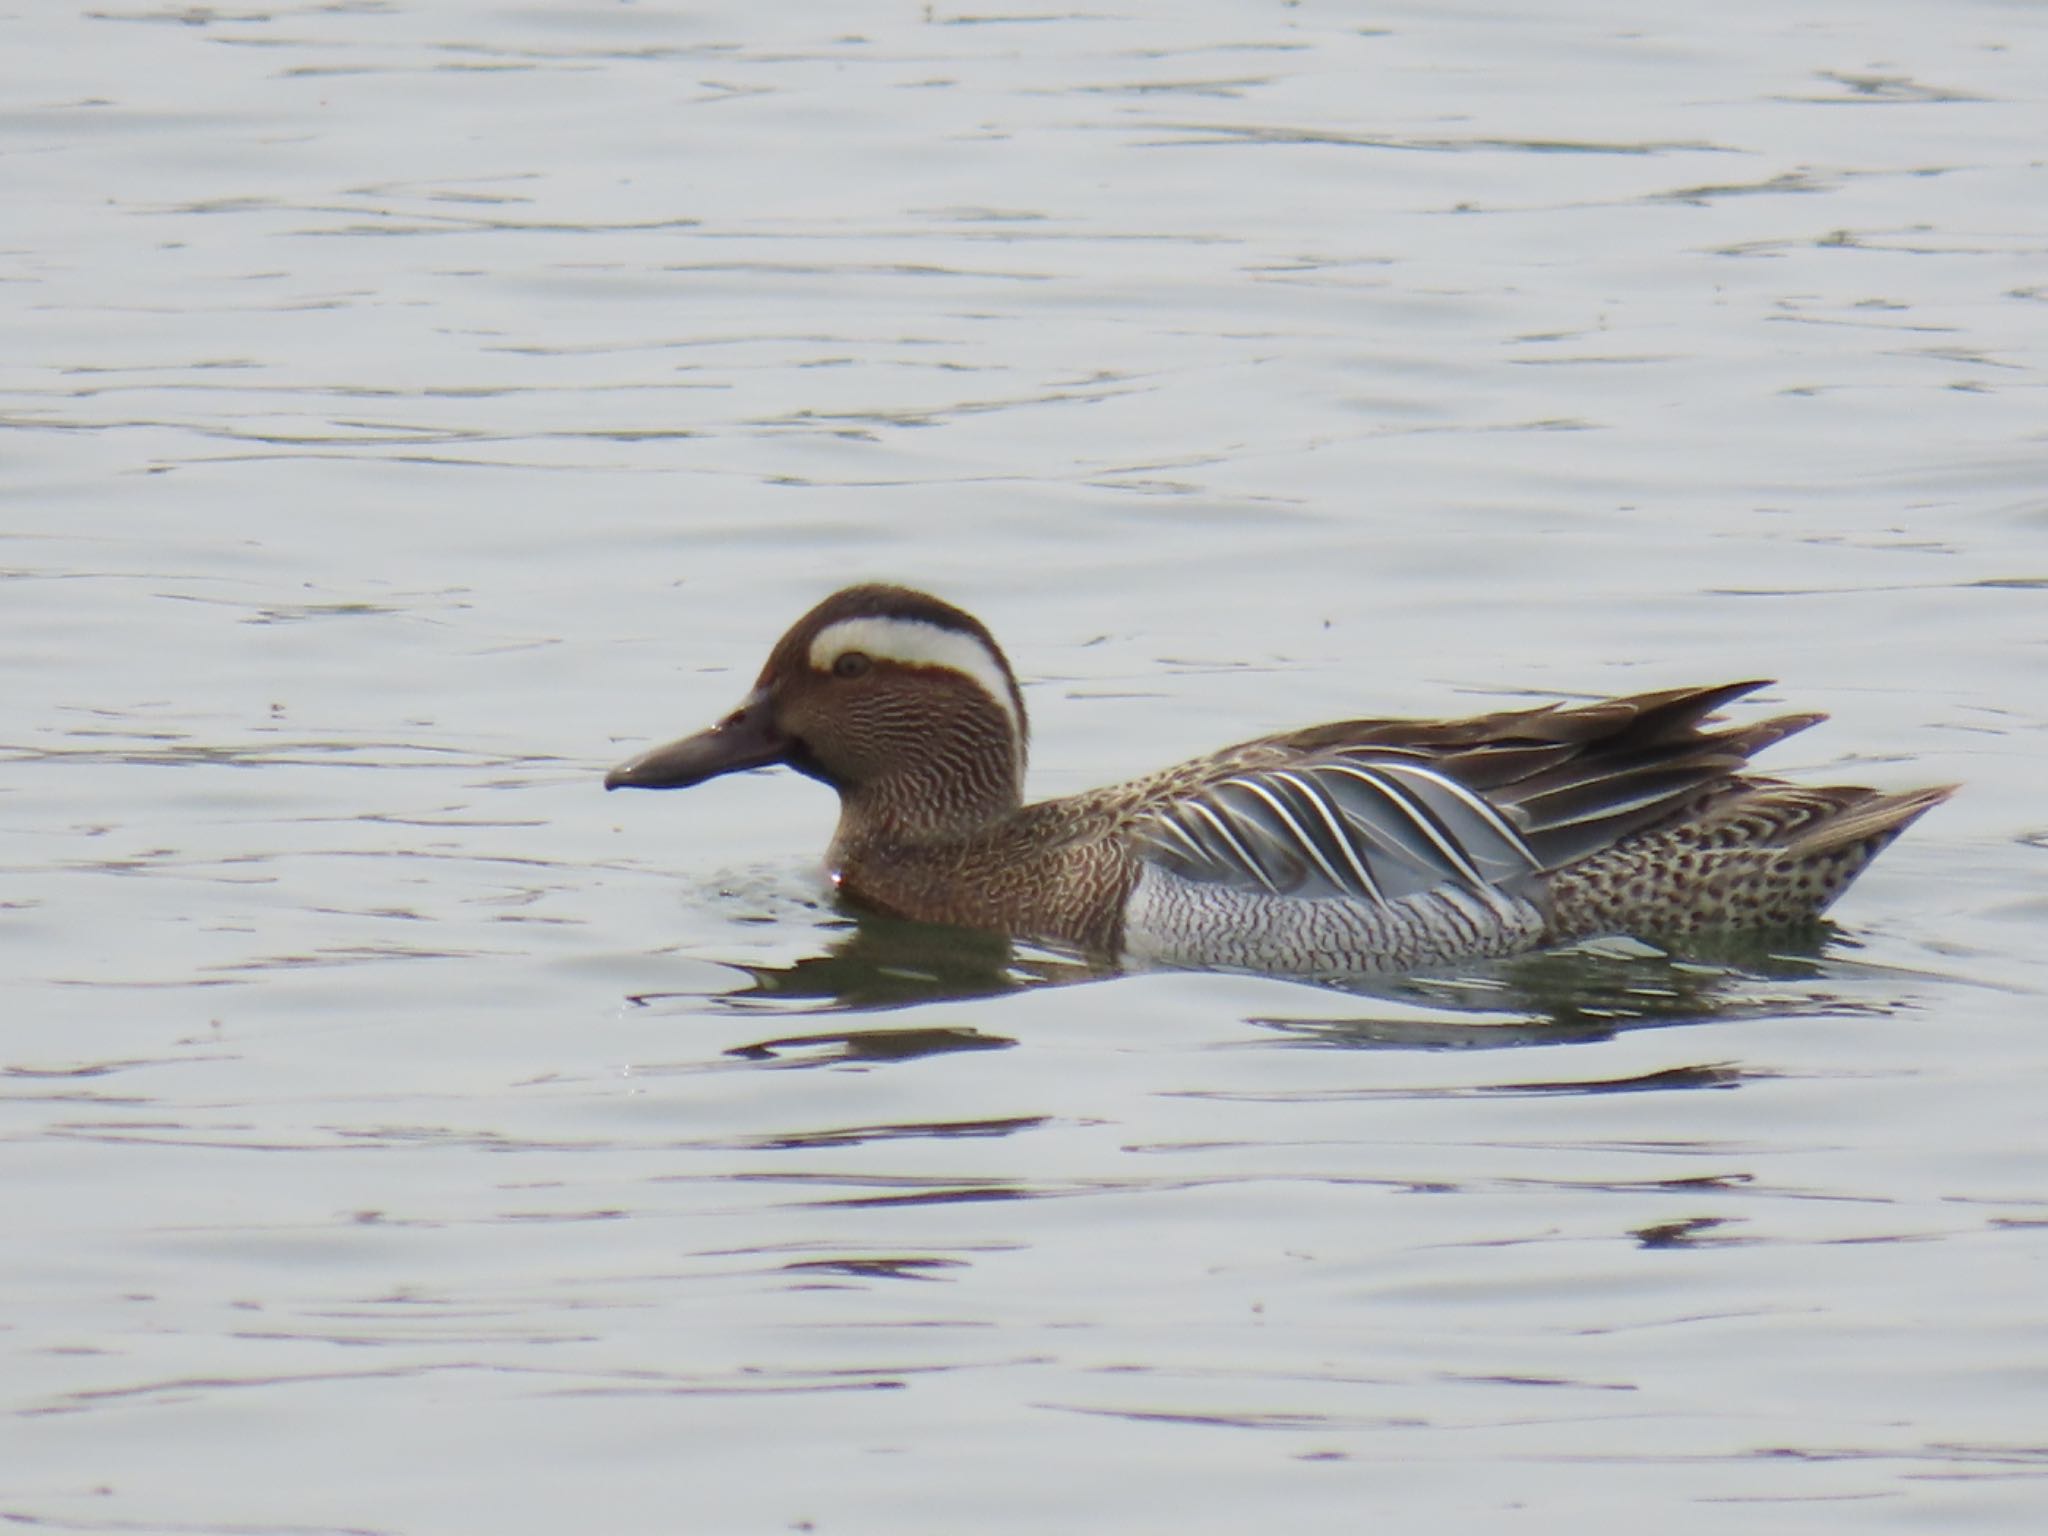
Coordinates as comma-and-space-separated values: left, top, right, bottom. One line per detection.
6, 2, 2046, 1530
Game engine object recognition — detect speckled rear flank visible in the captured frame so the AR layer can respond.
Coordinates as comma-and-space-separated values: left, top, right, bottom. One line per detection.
1543, 782, 1953, 940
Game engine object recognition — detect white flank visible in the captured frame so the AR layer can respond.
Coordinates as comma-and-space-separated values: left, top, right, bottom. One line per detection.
809, 615, 1025, 749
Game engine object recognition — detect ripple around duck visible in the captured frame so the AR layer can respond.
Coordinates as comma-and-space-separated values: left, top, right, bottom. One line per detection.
644, 902, 1933, 1045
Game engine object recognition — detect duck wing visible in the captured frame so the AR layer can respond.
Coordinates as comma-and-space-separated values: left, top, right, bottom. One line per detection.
1132, 752, 1541, 901
1125, 681, 1822, 905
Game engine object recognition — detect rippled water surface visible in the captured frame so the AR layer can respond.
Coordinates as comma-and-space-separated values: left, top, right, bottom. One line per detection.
7, 2, 2047, 1531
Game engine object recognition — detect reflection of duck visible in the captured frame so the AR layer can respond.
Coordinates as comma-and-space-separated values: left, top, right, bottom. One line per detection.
1246, 927, 1854, 1050
706, 904, 1871, 1052
722, 913, 1102, 1015
608, 584, 1952, 977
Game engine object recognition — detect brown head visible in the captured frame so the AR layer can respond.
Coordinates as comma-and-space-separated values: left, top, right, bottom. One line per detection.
605, 585, 1029, 840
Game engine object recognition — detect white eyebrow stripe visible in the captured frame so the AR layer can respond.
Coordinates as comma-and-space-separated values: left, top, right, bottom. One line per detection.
809, 615, 1024, 742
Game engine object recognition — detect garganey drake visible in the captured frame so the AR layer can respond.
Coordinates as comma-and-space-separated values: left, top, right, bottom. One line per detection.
606, 585, 1952, 976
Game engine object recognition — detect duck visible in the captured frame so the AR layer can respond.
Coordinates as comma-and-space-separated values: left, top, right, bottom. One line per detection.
605, 584, 1952, 975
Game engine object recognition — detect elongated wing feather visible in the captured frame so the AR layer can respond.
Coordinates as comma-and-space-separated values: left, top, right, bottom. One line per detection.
1118, 681, 1830, 909
1131, 754, 1544, 903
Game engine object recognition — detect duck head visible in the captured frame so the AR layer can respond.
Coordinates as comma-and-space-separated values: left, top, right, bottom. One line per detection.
605, 584, 1029, 837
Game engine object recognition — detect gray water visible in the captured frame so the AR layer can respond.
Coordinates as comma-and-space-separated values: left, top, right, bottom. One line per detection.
6, 2, 2046, 1531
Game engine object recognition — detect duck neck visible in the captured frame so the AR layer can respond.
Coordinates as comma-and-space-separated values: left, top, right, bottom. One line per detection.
835, 755, 1023, 850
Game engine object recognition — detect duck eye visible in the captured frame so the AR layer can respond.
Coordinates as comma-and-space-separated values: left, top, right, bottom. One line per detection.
831, 651, 871, 680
